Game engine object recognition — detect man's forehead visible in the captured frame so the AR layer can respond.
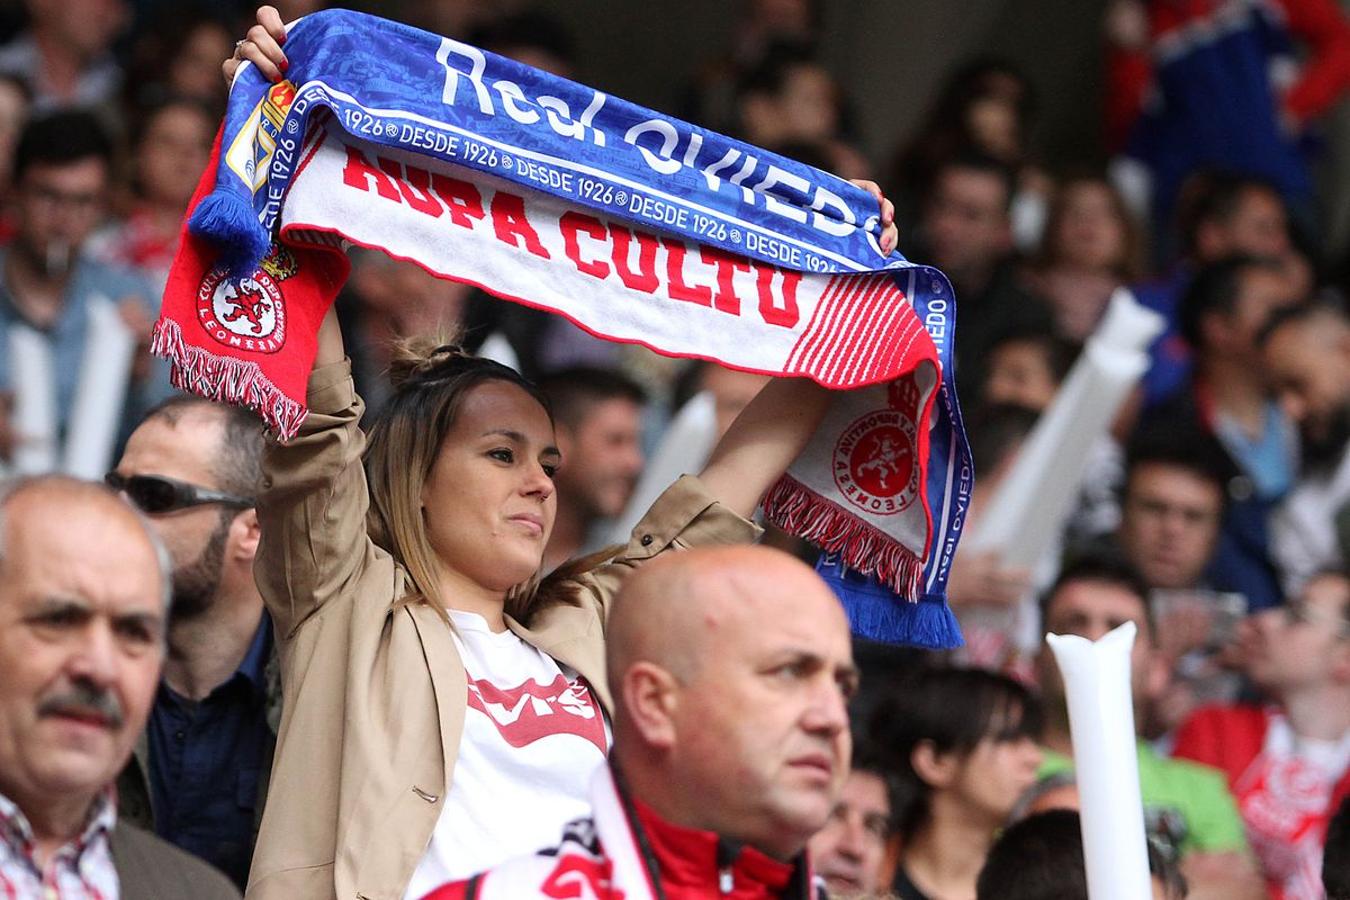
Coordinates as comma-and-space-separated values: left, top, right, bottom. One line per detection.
122, 412, 221, 479
706, 584, 849, 657
4, 493, 160, 605
1048, 581, 1147, 625
23, 156, 108, 185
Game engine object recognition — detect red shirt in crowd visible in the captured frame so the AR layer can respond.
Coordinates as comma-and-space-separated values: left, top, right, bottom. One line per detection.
1175, 704, 1350, 900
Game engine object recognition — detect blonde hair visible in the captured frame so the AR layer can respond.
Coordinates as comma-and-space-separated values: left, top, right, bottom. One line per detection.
363, 333, 557, 623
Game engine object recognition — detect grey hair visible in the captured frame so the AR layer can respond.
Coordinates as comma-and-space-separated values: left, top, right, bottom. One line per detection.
0, 474, 174, 613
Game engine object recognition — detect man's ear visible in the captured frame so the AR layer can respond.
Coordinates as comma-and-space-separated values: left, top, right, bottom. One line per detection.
621, 661, 680, 750
910, 740, 959, 790
230, 508, 261, 563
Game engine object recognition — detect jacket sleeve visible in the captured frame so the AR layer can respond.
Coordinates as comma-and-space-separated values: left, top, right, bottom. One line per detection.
253, 358, 378, 639
562, 474, 763, 623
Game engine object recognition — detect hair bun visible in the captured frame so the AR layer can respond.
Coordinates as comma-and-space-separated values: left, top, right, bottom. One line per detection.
386, 330, 472, 389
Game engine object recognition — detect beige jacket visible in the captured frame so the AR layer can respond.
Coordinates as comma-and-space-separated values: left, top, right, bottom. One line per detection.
246, 360, 759, 899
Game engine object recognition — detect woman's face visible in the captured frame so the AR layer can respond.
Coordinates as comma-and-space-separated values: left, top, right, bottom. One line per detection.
951, 733, 1043, 825
1054, 182, 1127, 272
137, 104, 214, 209
421, 380, 560, 594
983, 340, 1058, 411
170, 21, 234, 102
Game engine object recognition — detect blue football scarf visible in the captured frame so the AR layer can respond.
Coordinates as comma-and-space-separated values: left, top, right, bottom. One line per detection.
153, 9, 971, 648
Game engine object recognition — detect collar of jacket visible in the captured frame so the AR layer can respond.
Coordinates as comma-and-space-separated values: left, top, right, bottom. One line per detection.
609, 768, 817, 900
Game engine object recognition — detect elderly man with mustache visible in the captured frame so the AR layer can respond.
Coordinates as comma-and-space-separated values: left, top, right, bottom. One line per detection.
0, 475, 238, 898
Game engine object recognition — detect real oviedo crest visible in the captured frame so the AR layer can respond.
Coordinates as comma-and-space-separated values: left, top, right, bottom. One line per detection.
195, 246, 295, 353
833, 408, 920, 516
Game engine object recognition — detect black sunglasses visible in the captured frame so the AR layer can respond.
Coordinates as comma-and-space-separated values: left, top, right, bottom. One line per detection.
104, 472, 255, 515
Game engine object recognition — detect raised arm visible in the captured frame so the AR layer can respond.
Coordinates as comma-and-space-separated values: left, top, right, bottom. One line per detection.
253, 296, 380, 641
698, 377, 830, 518
700, 178, 893, 517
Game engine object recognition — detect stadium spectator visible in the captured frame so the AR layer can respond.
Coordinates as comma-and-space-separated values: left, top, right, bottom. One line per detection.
537, 367, 647, 571
107, 397, 273, 889
1134, 173, 1307, 406
947, 403, 1039, 673
1146, 254, 1303, 612
681, 0, 820, 136
419, 545, 854, 898
735, 43, 867, 180
0, 110, 167, 466
1261, 301, 1350, 596
1104, 0, 1350, 253
1027, 173, 1144, 341
737, 44, 842, 149
1035, 552, 1266, 898
89, 96, 216, 289
980, 326, 1076, 413
975, 810, 1088, 900
807, 743, 894, 898
871, 667, 1043, 900
1118, 425, 1229, 595
976, 809, 1189, 900
1117, 424, 1240, 738
673, 361, 772, 444
1174, 570, 1350, 900
0, 73, 30, 212
0, 475, 238, 898
232, 199, 877, 897
891, 58, 1048, 251
122, 7, 233, 113
910, 152, 1054, 405
0, 0, 128, 114
334, 248, 474, 417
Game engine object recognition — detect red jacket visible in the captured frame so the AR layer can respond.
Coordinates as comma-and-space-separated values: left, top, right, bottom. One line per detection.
1175, 704, 1350, 837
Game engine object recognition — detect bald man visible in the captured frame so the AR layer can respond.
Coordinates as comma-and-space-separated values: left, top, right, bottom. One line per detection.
0, 476, 238, 899
1261, 302, 1350, 595
422, 545, 855, 899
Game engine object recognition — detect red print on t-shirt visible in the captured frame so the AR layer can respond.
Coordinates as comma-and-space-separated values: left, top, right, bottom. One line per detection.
466, 674, 607, 755
541, 854, 625, 899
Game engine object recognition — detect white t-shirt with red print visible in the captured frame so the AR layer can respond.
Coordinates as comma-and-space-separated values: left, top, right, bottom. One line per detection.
402, 610, 611, 900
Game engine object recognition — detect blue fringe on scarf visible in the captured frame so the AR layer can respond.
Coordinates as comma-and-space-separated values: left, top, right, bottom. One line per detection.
817, 554, 963, 650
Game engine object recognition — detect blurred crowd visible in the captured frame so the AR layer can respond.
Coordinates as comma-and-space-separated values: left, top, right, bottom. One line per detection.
2, 0, 1350, 899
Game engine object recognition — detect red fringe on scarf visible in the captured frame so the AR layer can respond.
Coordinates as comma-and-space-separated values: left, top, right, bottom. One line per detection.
761, 473, 924, 600
151, 317, 307, 441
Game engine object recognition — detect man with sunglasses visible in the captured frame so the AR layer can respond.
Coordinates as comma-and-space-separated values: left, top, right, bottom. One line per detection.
1176, 569, 1350, 899
105, 396, 271, 890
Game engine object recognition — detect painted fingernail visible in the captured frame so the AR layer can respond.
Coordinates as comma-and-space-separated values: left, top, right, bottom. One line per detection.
280, 58, 289, 71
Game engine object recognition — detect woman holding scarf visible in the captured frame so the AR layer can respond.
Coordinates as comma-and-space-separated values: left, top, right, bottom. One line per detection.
226, 10, 897, 898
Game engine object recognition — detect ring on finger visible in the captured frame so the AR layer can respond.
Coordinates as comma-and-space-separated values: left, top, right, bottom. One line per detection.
234, 38, 248, 56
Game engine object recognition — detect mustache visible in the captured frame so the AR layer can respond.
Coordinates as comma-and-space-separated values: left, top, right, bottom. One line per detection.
37, 682, 125, 730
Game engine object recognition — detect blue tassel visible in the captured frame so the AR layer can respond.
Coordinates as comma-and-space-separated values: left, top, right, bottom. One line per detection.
817, 556, 964, 650
189, 192, 270, 276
